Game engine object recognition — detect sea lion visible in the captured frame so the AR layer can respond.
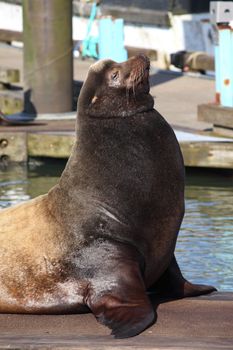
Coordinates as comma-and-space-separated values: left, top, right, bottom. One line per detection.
0, 55, 216, 338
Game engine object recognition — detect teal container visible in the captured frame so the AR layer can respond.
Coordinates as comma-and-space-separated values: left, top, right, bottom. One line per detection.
99, 18, 128, 62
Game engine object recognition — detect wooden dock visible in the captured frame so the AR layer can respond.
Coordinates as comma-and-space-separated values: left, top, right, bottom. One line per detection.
1, 121, 233, 169
0, 44, 233, 169
0, 292, 232, 349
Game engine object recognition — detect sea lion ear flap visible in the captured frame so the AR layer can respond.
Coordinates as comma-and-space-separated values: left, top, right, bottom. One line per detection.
87, 95, 106, 118
87, 95, 111, 118
91, 96, 98, 105
86, 262, 155, 338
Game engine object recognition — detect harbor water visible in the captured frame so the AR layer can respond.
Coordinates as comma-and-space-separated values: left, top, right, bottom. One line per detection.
0, 160, 232, 292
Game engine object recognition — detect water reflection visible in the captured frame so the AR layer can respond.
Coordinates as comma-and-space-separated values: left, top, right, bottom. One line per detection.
177, 174, 233, 292
0, 161, 232, 291
0, 164, 30, 208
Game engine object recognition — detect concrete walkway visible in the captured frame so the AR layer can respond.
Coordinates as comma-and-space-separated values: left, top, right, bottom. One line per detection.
149, 71, 214, 131
0, 293, 233, 349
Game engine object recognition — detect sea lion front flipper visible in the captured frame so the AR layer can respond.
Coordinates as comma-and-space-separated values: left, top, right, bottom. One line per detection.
149, 256, 217, 298
86, 248, 155, 338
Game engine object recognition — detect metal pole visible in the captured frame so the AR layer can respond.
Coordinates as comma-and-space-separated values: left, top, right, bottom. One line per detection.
214, 38, 221, 104
23, 0, 73, 114
218, 25, 233, 108
210, 1, 233, 108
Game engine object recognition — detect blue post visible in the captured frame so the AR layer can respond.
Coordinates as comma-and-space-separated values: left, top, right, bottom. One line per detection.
82, 2, 98, 59
231, 28, 233, 107
214, 43, 221, 104
218, 27, 233, 107
99, 17, 128, 62
210, 1, 233, 107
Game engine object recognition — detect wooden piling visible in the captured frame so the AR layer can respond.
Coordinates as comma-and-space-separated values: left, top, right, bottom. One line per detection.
23, 0, 73, 114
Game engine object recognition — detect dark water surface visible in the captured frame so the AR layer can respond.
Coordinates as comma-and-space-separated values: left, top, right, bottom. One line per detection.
0, 160, 232, 291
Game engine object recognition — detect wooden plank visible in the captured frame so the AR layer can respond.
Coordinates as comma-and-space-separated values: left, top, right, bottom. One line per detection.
0, 29, 22, 43
213, 125, 233, 138
28, 133, 75, 159
0, 90, 23, 114
126, 47, 157, 60
73, 1, 171, 27
101, 6, 171, 27
180, 141, 233, 169
171, 51, 215, 72
0, 67, 20, 84
0, 292, 232, 349
0, 132, 27, 162
198, 103, 233, 129
26, 132, 233, 169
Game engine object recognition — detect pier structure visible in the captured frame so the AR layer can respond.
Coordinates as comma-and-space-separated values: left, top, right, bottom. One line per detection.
0, 0, 232, 169
0, 52, 232, 169
198, 1, 233, 137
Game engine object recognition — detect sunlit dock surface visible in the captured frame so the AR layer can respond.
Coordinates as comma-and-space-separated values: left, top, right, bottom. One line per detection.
0, 293, 232, 349
174, 130, 232, 143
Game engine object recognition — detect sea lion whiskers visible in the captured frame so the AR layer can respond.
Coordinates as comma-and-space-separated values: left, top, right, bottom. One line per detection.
127, 61, 148, 98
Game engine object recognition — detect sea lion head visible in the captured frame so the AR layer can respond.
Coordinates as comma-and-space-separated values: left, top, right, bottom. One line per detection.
78, 55, 154, 118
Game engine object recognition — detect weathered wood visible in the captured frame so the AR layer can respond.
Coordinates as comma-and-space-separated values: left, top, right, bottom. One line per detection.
126, 47, 157, 60
184, 52, 215, 72
0, 90, 23, 114
198, 103, 233, 129
0, 29, 22, 43
28, 133, 75, 159
0, 132, 27, 162
23, 0, 73, 113
180, 141, 233, 169
101, 6, 171, 27
213, 125, 233, 138
0, 293, 232, 349
1, 130, 233, 168
171, 51, 215, 72
0, 67, 20, 84
26, 132, 233, 169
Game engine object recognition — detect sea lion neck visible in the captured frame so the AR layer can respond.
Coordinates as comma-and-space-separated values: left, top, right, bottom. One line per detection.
85, 92, 154, 119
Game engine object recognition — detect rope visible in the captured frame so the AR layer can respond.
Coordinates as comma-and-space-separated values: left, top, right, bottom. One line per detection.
24, 46, 73, 79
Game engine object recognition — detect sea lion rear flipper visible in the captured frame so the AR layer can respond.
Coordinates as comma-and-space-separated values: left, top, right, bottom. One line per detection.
86, 253, 155, 338
149, 256, 217, 298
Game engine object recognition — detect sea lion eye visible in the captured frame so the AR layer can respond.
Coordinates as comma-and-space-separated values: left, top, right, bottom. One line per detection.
111, 71, 119, 81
